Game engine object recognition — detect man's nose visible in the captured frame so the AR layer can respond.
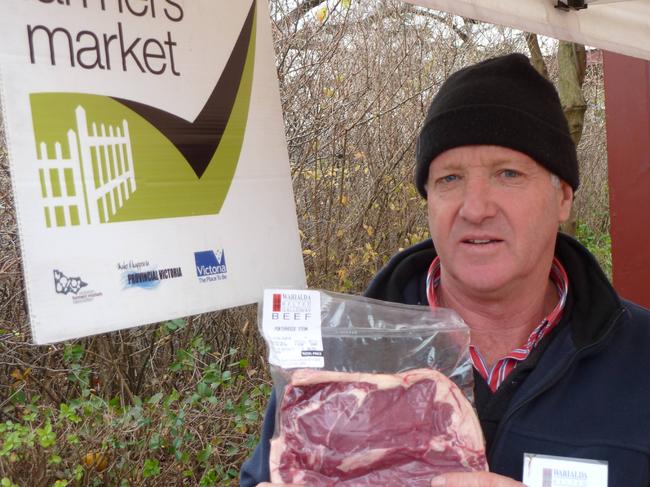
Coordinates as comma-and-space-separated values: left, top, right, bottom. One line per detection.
458, 178, 497, 223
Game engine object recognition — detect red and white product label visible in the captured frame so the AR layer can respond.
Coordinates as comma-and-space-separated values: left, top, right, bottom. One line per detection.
523, 454, 608, 487
262, 289, 323, 368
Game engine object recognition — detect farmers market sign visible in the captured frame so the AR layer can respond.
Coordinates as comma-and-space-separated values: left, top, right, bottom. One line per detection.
0, 0, 305, 344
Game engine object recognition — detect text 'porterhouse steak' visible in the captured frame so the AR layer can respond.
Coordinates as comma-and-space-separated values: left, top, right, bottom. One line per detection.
270, 368, 487, 486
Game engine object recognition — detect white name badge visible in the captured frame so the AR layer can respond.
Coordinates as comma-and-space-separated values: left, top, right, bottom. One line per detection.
523, 453, 608, 487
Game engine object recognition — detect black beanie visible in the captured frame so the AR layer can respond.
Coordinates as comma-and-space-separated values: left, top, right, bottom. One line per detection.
415, 53, 579, 197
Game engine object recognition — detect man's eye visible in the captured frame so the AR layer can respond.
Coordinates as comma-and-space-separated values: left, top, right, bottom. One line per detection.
501, 169, 521, 178
438, 174, 458, 184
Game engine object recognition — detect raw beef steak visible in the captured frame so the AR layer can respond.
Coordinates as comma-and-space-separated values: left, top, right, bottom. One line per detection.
270, 368, 487, 486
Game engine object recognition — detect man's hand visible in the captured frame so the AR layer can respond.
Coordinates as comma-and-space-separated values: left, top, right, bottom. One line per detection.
257, 483, 304, 486
431, 472, 526, 487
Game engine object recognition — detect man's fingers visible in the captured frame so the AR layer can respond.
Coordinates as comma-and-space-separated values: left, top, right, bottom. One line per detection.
431, 471, 526, 487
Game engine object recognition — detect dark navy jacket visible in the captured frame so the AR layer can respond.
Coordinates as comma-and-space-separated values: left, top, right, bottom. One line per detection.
240, 234, 650, 486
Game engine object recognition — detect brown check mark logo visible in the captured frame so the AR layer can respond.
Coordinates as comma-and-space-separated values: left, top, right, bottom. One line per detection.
112, 0, 256, 179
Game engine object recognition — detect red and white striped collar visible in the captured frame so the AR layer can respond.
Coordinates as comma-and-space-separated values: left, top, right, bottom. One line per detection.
426, 255, 569, 391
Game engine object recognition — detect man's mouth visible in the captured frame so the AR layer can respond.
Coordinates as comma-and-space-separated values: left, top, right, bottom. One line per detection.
462, 238, 503, 245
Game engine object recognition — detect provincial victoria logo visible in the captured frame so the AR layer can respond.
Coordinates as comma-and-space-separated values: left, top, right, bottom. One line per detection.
194, 249, 228, 283
117, 260, 183, 290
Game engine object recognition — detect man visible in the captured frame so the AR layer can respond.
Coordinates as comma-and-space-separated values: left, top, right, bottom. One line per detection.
241, 53, 650, 486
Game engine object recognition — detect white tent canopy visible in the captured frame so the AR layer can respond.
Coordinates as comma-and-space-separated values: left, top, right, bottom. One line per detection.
405, 0, 650, 61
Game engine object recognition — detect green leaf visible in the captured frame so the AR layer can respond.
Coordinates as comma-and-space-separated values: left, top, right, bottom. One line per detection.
142, 458, 160, 478
163, 389, 181, 409
36, 421, 56, 448
202, 363, 222, 385
22, 411, 37, 422
48, 454, 62, 465
199, 468, 218, 486
172, 436, 183, 452
197, 382, 212, 398
66, 434, 80, 445
137, 416, 151, 428
147, 392, 163, 406
63, 344, 84, 363
196, 445, 212, 464
10, 390, 25, 405
164, 319, 186, 332
73, 464, 84, 481
148, 433, 162, 450
191, 337, 210, 355
59, 403, 81, 423
108, 395, 123, 412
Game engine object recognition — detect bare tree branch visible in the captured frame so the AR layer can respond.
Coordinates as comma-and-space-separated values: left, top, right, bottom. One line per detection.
277, 0, 326, 29
405, 6, 471, 43
524, 33, 549, 79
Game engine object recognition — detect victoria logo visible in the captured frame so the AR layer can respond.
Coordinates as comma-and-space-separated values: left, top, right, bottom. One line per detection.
53, 269, 102, 304
53, 269, 87, 295
194, 249, 228, 282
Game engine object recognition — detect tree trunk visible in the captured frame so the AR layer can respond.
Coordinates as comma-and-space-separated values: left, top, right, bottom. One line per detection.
557, 41, 587, 236
558, 41, 587, 146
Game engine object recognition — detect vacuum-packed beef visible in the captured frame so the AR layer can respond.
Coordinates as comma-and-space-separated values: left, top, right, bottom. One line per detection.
270, 368, 487, 486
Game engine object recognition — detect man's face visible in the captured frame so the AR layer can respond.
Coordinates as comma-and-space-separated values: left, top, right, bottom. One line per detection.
426, 145, 573, 299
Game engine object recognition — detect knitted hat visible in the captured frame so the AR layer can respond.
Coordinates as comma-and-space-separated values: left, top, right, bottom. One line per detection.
415, 53, 579, 197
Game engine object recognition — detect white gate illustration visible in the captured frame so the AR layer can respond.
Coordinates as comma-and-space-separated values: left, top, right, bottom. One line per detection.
37, 105, 137, 227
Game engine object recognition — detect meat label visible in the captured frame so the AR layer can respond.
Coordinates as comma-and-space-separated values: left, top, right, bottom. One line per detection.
523, 453, 608, 487
262, 289, 324, 368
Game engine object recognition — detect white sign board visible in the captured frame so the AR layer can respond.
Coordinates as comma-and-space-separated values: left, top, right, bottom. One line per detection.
0, 0, 306, 344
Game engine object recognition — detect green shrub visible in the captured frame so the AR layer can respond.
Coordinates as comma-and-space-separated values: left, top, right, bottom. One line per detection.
575, 220, 612, 279
0, 326, 269, 486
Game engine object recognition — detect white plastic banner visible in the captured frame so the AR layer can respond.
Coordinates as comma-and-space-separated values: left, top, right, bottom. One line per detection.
406, 0, 650, 61
0, 0, 306, 344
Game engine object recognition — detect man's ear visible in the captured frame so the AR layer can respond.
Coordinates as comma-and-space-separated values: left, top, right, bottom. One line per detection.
558, 180, 574, 223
